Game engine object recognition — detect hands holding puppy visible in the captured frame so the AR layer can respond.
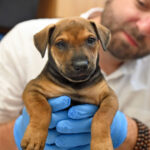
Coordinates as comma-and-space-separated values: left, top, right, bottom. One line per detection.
14, 96, 127, 150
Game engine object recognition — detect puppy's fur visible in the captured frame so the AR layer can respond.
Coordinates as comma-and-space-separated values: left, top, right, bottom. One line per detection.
21, 17, 118, 150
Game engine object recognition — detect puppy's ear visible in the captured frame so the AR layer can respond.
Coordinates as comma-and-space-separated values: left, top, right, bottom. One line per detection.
90, 21, 111, 51
34, 24, 55, 57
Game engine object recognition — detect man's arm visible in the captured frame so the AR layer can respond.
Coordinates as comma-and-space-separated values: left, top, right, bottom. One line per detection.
0, 21, 44, 150
116, 117, 138, 150
87, 15, 139, 150
0, 120, 17, 150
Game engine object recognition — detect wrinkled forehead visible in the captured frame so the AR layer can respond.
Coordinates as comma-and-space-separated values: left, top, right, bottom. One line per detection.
52, 18, 96, 43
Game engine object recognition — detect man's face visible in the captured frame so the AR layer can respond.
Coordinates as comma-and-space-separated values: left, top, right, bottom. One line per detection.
101, 0, 150, 60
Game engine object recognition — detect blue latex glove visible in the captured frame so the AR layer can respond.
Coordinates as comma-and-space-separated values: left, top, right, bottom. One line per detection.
55, 104, 128, 149
14, 96, 71, 150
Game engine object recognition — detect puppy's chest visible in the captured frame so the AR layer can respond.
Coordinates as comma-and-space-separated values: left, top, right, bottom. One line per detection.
46, 79, 108, 106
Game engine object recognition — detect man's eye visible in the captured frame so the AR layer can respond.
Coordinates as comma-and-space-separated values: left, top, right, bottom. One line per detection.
137, 0, 147, 9
87, 37, 96, 45
55, 40, 67, 49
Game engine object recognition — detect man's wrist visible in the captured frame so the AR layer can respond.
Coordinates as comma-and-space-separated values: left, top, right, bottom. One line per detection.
0, 119, 18, 150
116, 116, 138, 150
132, 118, 150, 150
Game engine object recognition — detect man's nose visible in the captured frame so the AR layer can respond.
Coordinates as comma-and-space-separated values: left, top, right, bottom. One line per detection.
136, 16, 150, 36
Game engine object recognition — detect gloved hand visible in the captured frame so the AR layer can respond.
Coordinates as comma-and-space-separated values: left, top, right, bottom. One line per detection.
13, 96, 71, 150
55, 104, 128, 150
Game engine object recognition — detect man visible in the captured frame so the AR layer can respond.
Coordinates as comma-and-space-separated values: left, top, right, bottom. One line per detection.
0, 0, 150, 149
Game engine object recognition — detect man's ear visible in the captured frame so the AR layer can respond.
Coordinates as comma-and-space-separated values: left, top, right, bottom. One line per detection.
33, 24, 55, 57
90, 21, 111, 51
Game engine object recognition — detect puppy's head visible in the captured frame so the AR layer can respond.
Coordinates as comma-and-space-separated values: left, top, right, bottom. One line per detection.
34, 17, 111, 83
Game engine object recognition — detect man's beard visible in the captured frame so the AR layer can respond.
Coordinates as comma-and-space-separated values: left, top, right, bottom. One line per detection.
101, 1, 150, 60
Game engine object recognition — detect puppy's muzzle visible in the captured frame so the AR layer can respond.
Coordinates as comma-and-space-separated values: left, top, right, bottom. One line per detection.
72, 59, 89, 72
66, 57, 93, 82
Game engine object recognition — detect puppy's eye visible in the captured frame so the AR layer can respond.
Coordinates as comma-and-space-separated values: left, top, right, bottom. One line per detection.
55, 40, 67, 49
87, 37, 96, 45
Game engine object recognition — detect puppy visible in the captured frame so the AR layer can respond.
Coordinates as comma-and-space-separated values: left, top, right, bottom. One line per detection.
21, 17, 118, 150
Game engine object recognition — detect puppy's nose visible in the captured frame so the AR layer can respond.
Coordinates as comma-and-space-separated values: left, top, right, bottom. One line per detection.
73, 60, 89, 72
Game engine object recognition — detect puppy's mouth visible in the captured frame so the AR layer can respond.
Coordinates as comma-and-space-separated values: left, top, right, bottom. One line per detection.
62, 68, 95, 83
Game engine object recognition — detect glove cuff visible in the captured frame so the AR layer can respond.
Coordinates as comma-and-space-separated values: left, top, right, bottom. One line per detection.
111, 111, 128, 148
13, 116, 23, 150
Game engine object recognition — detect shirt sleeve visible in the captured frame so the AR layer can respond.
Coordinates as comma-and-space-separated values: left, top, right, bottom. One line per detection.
0, 18, 60, 123
0, 24, 28, 123
80, 7, 104, 19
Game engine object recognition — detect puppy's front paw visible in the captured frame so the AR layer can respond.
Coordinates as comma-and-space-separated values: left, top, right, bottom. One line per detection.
21, 126, 47, 150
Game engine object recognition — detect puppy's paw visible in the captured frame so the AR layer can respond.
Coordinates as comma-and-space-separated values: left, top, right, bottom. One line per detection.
21, 126, 47, 150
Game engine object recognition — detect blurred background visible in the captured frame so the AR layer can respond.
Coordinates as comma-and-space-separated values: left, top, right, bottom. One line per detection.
0, 0, 105, 40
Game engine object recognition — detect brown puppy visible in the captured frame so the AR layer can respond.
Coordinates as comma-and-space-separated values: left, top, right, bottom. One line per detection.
21, 17, 118, 150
